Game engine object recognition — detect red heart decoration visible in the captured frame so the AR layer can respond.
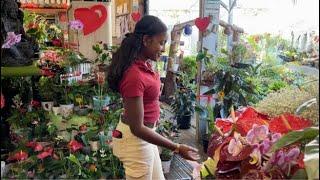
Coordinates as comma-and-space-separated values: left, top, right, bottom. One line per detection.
195, 17, 211, 32
131, 12, 141, 22
74, 5, 107, 36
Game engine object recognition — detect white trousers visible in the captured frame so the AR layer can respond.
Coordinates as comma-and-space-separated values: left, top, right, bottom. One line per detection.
112, 121, 165, 180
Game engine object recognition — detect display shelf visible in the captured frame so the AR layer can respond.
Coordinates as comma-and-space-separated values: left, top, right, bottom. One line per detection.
22, 7, 70, 15
1, 61, 41, 77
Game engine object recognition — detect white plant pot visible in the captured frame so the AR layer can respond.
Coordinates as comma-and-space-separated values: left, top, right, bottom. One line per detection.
59, 104, 74, 117
41, 101, 54, 111
52, 106, 61, 115
89, 141, 99, 151
1, 161, 5, 178
161, 159, 172, 174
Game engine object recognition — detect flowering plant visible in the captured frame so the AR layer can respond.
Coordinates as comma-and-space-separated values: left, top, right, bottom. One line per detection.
94, 72, 107, 101
37, 50, 64, 77
191, 106, 316, 179
1, 32, 21, 49
69, 20, 84, 51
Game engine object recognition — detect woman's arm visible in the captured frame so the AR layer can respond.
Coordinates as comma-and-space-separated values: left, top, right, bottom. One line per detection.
124, 97, 199, 161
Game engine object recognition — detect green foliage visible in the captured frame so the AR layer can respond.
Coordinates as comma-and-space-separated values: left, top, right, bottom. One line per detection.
269, 127, 319, 153
180, 55, 197, 79
92, 43, 114, 65
38, 76, 55, 101
172, 87, 196, 117
160, 148, 173, 161
65, 50, 87, 66
204, 67, 256, 118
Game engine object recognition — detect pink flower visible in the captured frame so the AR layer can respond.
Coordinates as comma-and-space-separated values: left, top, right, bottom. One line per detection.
2, 32, 21, 49
246, 124, 269, 145
34, 143, 43, 152
1, 92, 5, 109
228, 133, 243, 156
271, 133, 282, 143
26, 141, 37, 148
69, 20, 84, 31
7, 150, 28, 161
270, 147, 300, 172
31, 100, 41, 107
68, 140, 83, 152
37, 147, 53, 160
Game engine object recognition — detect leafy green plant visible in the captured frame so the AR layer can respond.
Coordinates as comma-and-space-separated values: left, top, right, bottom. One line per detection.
180, 55, 197, 79
204, 68, 256, 118
171, 87, 196, 118
38, 76, 55, 101
160, 148, 174, 161
92, 42, 112, 65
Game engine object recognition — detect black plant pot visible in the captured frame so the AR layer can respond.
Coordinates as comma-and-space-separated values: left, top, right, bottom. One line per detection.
177, 115, 192, 129
202, 134, 210, 153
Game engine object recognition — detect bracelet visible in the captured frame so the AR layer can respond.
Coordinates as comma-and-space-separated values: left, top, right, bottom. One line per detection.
173, 143, 180, 154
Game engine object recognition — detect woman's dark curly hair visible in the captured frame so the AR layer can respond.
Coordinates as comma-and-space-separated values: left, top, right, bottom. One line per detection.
107, 15, 167, 92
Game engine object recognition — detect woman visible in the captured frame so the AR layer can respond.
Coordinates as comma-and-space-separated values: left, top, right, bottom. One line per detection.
108, 15, 200, 180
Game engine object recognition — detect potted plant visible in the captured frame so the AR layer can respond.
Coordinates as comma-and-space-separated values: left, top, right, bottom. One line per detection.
171, 87, 196, 129
38, 76, 55, 111
93, 72, 110, 112
160, 148, 174, 174
92, 42, 112, 72
73, 83, 94, 116
57, 81, 74, 118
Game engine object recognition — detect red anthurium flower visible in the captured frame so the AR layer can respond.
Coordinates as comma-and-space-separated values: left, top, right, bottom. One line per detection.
52, 39, 61, 47
269, 114, 312, 134
37, 147, 53, 160
112, 130, 122, 139
7, 150, 28, 161
31, 100, 40, 107
1, 92, 5, 109
41, 69, 56, 78
26, 141, 37, 148
68, 140, 83, 152
215, 107, 270, 136
34, 143, 43, 152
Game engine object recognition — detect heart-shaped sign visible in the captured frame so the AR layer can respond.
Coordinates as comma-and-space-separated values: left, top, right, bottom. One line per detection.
74, 5, 107, 36
195, 17, 211, 32
131, 12, 141, 22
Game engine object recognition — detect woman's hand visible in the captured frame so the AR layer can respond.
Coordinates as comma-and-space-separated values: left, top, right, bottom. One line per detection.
178, 144, 200, 161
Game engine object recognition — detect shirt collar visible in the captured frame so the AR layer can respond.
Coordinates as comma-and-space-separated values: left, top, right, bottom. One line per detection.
134, 60, 155, 74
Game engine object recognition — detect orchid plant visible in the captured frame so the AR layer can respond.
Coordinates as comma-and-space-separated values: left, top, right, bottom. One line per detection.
69, 20, 84, 51
1, 32, 22, 49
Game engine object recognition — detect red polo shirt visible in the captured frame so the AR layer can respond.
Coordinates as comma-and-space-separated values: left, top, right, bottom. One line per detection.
119, 60, 161, 123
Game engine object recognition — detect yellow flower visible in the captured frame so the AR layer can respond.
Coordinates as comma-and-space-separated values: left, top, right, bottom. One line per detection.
218, 91, 225, 101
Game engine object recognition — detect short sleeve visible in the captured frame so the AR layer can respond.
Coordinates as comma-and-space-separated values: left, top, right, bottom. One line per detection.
119, 69, 144, 98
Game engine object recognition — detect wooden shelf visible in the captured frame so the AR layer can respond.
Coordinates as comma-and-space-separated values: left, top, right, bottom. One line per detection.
116, 12, 130, 17
22, 7, 69, 14
1, 61, 41, 77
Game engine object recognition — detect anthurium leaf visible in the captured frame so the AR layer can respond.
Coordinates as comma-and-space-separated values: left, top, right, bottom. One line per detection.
269, 127, 319, 153
67, 154, 81, 167
304, 135, 319, 180
290, 169, 308, 180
